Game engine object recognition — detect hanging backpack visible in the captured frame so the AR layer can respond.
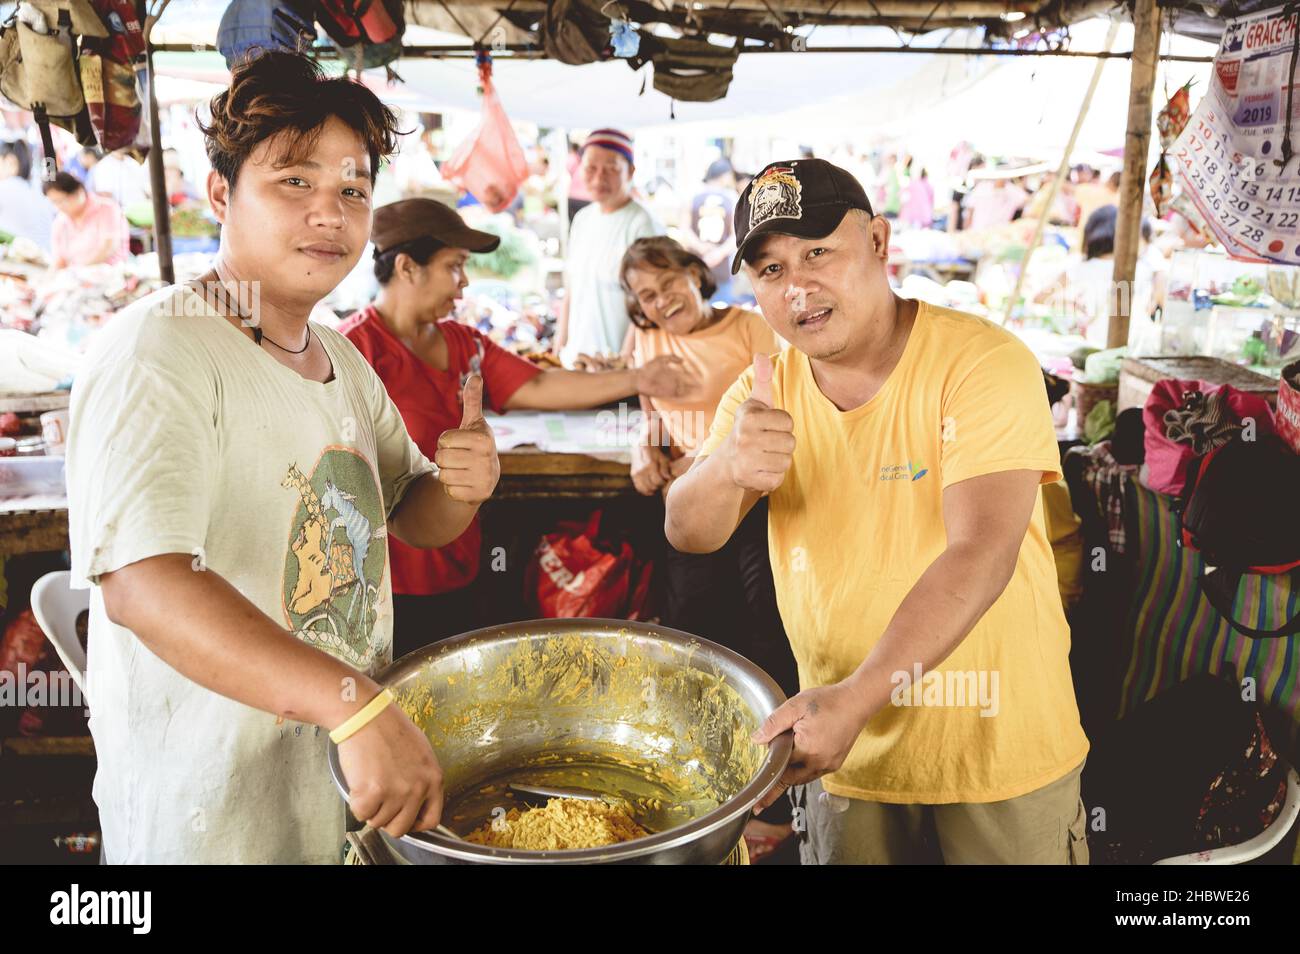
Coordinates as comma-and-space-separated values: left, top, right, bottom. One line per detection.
315, 0, 404, 70
634, 32, 739, 103
540, 0, 610, 66
217, 0, 317, 68
0, 1, 105, 159
1179, 433, 1300, 638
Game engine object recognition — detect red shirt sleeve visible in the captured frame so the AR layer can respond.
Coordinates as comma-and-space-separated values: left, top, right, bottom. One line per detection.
441, 321, 542, 415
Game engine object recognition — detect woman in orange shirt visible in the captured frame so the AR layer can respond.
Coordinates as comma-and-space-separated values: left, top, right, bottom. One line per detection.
621, 236, 798, 857
620, 236, 796, 695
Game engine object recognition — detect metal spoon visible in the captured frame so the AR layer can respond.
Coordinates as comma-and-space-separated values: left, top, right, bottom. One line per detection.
508, 782, 604, 802
434, 823, 463, 840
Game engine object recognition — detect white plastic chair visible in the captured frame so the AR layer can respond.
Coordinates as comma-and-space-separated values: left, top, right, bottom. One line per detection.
30, 570, 90, 697
1154, 767, 1300, 865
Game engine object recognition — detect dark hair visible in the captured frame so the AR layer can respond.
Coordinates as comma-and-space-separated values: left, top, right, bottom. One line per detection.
373, 236, 446, 285
1083, 204, 1118, 259
0, 140, 32, 180
618, 236, 716, 329
41, 171, 84, 197
199, 50, 401, 192
703, 158, 733, 183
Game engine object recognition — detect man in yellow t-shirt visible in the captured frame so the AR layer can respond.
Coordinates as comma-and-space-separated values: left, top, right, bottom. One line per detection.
666, 158, 1090, 864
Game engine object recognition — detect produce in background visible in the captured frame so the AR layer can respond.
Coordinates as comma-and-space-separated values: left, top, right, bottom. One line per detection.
467, 221, 538, 280
126, 204, 220, 238
170, 206, 220, 239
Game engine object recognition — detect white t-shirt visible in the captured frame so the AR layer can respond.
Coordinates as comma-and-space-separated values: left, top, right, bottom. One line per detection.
0, 177, 55, 250
66, 284, 434, 864
560, 198, 662, 367
87, 153, 150, 210
1062, 256, 1155, 348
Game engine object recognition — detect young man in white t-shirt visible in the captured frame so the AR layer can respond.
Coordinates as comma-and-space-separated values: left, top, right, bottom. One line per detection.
554, 129, 663, 368
65, 52, 499, 863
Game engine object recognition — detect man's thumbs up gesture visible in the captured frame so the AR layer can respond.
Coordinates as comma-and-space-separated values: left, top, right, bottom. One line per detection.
436, 373, 500, 505
725, 353, 795, 494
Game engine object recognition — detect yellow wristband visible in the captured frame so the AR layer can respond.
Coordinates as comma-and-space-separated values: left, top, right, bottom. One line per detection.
329, 688, 395, 745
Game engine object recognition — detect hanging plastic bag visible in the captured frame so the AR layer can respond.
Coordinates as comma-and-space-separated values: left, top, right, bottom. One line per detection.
527, 511, 636, 619
441, 52, 528, 214
79, 50, 139, 150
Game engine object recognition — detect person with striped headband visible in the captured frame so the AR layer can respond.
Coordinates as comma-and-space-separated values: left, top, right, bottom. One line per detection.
555, 128, 664, 368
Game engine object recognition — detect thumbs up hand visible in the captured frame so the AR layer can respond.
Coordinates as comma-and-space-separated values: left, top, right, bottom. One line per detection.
726, 353, 795, 494
435, 373, 500, 505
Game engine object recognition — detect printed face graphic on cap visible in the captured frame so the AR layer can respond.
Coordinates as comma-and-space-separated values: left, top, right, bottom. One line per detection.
749, 166, 803, 232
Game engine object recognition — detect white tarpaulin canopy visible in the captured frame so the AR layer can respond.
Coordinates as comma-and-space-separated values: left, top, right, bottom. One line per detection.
150, 13, 1215, 162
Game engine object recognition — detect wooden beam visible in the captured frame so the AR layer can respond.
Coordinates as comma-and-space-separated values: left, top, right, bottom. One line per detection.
687, 0, 1039, 14
1108, 0, 1160, 349
435, 0, 1040, 14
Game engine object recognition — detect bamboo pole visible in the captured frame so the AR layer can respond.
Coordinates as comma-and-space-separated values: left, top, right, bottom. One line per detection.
1001, 18, 1119, 325
1108, 0, 1161, 348
144, 0, 173, 285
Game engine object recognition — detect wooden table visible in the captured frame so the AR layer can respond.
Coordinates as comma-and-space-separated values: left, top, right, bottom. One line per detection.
498, 448, 633, 499
0, 449, 634, 558
0, 505, 69, 556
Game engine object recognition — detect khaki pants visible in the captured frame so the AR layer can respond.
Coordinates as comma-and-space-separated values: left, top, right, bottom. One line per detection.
794, 761, 1089, 865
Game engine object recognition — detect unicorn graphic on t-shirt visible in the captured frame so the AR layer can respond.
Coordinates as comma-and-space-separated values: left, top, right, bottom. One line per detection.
321, 480, 385, 625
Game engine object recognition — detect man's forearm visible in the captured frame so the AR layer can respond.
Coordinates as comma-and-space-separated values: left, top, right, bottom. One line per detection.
664, 449, 754, 553
388, 471, 479, 549
101, 554, 375, 729
845, 541, 1018, 720
506, 368, 638, 410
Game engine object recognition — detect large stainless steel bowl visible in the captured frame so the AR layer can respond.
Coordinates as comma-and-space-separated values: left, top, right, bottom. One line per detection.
327, 618, 792, 864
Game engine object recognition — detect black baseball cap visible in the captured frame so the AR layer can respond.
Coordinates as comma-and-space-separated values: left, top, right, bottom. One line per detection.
731, 158, 873, 274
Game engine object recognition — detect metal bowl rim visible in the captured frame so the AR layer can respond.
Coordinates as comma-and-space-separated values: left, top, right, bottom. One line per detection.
328, 617, 793, 863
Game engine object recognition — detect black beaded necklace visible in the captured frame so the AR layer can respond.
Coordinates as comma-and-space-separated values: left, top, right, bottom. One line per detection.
204, 268, 312, 355
252, 324, 312, 355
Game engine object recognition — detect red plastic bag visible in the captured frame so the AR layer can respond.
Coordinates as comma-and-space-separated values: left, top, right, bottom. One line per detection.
0, 609, 50, 676
626, 560, 653, 621
1143, 378, 1275, 496
528, 511, 644, 618
441, 58, 528, 214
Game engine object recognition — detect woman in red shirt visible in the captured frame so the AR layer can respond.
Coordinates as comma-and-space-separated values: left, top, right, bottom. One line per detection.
341, 199, 694, 656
